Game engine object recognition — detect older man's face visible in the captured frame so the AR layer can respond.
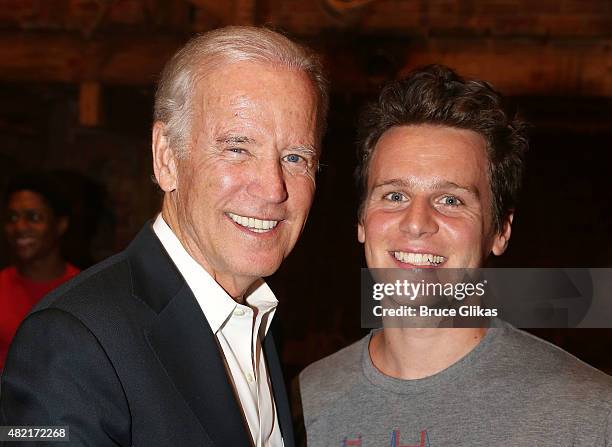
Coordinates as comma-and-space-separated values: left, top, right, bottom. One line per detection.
358, 124, 511, 270
159, 61, 319, 295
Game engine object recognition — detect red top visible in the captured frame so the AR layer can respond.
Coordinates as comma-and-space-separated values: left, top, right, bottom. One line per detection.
0, 263, 80, 371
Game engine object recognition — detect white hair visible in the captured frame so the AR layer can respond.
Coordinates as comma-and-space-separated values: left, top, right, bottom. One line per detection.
154, 26, 329, 158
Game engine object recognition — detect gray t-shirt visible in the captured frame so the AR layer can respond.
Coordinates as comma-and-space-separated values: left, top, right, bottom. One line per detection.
299, 321, 612, 446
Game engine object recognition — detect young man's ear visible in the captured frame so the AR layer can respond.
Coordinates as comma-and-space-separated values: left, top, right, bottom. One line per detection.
491, 211, 513, 256
152, 121, 178, 192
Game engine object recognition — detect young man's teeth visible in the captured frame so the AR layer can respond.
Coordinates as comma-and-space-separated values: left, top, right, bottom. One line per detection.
393, 251, 444, 265
228, 213, 279, 232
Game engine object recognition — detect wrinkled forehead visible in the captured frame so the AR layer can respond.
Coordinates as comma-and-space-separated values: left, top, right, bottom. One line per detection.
190, 62, 320, 147
194, 59, 316, 101
193, 61, 320, 129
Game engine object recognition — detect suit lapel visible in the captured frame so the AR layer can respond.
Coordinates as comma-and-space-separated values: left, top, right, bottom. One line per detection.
145, 286, 252, 446
127, 224, 251, 446
128, 223, 295, 446
264, 333, 295, 447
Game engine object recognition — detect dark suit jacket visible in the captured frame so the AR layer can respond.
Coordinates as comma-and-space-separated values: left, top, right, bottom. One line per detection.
0, 223, 295, 446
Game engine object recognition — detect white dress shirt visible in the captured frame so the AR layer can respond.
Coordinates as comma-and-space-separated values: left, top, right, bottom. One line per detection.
153, 214, 284, 447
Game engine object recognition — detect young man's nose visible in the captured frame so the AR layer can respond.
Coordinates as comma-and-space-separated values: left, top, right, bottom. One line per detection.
398, 198, 439, 238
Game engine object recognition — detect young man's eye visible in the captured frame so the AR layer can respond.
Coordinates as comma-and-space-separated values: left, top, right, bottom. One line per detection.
383, 192, 406, 202
441, 196, 462, 206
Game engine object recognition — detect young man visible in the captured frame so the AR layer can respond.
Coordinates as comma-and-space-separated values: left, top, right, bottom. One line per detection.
0, 174, 79, 372
1, 27, 328, 446
300, 65, 612, 446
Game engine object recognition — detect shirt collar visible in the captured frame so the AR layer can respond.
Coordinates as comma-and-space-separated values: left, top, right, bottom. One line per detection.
152, 214, 278, 334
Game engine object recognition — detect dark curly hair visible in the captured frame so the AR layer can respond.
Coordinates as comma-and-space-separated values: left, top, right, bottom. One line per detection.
356, 64, 528, 231
4, 172, 70, 218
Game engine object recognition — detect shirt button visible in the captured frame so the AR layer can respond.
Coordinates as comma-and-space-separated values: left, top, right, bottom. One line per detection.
233, 308, 246, 317
246, 373, 255, 383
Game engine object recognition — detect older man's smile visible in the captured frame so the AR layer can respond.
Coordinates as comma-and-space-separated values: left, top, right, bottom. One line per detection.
226, 212, 280, 233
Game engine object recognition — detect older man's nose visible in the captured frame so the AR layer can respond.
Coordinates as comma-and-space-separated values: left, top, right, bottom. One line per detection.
398, 198, 438, 238
248, 159, 288, 203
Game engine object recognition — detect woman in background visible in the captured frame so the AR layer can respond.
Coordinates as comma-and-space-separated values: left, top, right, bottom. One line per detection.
0, 173, 79, 371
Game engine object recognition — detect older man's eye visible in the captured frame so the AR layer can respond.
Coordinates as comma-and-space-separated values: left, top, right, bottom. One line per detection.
441, 196, 462, 207
227, 147, 247, 155
384, 192, 405, 202
283, 153, 305, 164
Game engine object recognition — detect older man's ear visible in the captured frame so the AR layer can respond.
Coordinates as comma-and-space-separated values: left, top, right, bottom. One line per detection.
152, 121, 178, 192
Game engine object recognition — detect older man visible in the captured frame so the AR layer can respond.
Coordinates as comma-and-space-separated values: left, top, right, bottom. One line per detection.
1, 26, 327, 446
299, 65, 612, 446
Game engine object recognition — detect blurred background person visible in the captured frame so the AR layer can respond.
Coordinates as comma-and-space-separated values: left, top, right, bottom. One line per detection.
0, 173, 79, 371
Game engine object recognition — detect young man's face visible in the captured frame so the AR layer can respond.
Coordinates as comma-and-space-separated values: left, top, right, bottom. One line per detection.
4, 190, 66, 264
358, 124, 512, 269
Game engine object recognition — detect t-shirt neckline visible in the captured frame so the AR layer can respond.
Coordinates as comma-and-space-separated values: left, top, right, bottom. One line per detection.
361, 319, 505, 394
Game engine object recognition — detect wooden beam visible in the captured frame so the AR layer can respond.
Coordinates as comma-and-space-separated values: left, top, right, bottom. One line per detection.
79, 81, 101, 126
0, 31, 186, 85
0, 32, 611, 98
398, 39, 612, 97
326, 37, 612, 97
233, 0, 256, 25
